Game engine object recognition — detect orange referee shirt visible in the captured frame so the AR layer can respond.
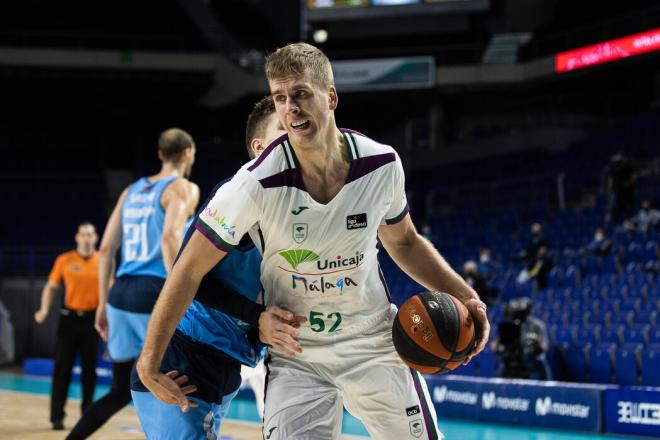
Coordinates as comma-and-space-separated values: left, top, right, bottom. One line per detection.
48, 250, 100, 312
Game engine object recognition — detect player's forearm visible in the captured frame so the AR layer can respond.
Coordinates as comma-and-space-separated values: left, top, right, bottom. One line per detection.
389, 235, 479, 303
97, 248, 114, 306
161, 232, 182, 273
137, 271, 200, 374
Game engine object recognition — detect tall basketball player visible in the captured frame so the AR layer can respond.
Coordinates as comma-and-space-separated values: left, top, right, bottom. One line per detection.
137, 43, 489, 440
66, 128, 199, 439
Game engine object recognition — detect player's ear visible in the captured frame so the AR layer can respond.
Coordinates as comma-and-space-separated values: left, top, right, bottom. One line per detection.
328, 86, 338, 111
250, 138, 264, 159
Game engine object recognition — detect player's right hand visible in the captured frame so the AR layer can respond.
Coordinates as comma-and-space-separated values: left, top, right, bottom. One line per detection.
138, 368, 199, 413
258, 306, 307, 357
34, 309, 47, 324
95, 305, 109, 341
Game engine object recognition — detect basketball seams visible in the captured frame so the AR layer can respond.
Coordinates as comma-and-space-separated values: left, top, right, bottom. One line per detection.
436, 293, 460, 354
402, 296, 452, 360
393, 315, 449, 369
420, 291, 460, 357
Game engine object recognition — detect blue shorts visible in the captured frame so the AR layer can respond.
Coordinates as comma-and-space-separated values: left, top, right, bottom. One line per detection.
106, 304, 150, 362
132, 388, 238, 440
106, 275, 164, 362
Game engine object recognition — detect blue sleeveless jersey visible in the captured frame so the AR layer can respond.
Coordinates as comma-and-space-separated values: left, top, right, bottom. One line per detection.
176, 179, 266, 366
116, 176, 179, 279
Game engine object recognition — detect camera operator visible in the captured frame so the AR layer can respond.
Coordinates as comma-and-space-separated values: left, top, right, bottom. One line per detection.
493, 297, 552, 380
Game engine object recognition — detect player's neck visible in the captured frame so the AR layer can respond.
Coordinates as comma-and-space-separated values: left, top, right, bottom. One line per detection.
294, 127, 350, 204
151, 162, 185, 181
293, 126, 347, 173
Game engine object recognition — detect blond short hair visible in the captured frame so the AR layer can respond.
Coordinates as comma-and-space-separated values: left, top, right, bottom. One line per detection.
265, 42, 334, 89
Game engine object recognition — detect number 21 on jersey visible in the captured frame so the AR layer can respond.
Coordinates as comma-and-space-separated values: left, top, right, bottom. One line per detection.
124, 223, 149, 262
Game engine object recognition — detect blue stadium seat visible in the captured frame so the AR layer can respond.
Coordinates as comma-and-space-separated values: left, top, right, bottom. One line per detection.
648, 328, 660, 345
643, 241, 658, 262
602, 326, 623, 346
620, 298, 641, 313
641, 344, 660, 387
608, 311, 633, 328
555, 327, 576, 345
615, 344, 642, 386
578, 325, 601, 346
626, 242, 644, 263
563, 345, 588, 382
588, 344, 615, 384
634, 310, 657, 327
478, 349, 497, 377
624, 327, 648, 347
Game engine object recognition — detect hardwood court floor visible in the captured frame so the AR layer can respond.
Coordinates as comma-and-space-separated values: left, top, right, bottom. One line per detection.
0, 389, 267, 440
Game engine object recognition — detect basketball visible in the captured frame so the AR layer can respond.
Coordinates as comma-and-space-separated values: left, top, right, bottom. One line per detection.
392, 291, 476, 374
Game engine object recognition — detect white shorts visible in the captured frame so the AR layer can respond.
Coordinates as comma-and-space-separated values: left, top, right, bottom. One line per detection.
263, 308, 443, 440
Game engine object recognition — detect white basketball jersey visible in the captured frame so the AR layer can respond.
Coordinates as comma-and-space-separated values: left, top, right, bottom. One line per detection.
197, 129, 409, 358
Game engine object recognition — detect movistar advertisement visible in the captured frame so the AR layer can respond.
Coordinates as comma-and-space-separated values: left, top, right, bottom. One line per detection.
603, 388, 660, 438
555, 28, 660, 73
426, 376, 605, 432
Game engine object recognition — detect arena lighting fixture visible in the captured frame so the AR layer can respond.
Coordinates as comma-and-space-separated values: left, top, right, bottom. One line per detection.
313, 28, 329, 43
555, 28, 660, 73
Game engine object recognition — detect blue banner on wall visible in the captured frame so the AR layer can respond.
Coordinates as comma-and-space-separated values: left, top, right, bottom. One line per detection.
426, 375, 607, 432
604, 388, 660, 438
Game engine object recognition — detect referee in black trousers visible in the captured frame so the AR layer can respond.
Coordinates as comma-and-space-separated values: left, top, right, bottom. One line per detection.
34, 222, 101, 430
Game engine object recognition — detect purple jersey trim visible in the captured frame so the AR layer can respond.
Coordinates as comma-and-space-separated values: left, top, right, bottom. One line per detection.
410, 369, 440, 440
340, 127, 369, 139
346, 152, 396, 184
385, 203, 410, 225
247, 133, 289, 172
195, 220, 234, 253
258, 168, 306, 190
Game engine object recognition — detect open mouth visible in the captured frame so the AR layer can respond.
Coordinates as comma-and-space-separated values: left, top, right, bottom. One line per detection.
290, 120, 310, 131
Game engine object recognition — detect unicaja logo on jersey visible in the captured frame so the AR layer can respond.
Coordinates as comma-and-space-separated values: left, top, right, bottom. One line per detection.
278, 249, 320, 271
204, 207, 236, 239
316, 252, 365, 271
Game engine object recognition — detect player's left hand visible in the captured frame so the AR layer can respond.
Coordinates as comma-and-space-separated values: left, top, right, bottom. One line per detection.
462, 298, 490, 364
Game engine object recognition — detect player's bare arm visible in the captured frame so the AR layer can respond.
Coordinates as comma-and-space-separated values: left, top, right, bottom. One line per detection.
137, 230, 304, 408
160, 180, 200, 272
137, 230, 225, 410
378, 213, 490, 361
95, 188, 128, 341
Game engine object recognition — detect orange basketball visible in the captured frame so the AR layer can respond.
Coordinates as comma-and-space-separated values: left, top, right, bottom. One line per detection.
392, 291, 476, 374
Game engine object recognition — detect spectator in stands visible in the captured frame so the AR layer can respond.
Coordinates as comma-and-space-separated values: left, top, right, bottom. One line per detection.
515, 223, 552, 289
587, 227, 613, 257
603, 153, 637, 224
34, 222, 100, 431
477, 247, 498, 281
528, 244, 553, 289
494, 297, 551, 380
632, 199, 660, 234
462, 260, 494, 305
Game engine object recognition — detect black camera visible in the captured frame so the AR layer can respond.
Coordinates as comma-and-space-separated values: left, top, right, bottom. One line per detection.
496, 297, 539, 378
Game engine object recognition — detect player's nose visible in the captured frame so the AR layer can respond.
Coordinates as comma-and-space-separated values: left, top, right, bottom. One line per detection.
285, 97, 300, 114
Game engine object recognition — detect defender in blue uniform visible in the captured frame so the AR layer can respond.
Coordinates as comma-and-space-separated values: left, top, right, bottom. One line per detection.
67, 128, 199, 440
130, 97, 287, 440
